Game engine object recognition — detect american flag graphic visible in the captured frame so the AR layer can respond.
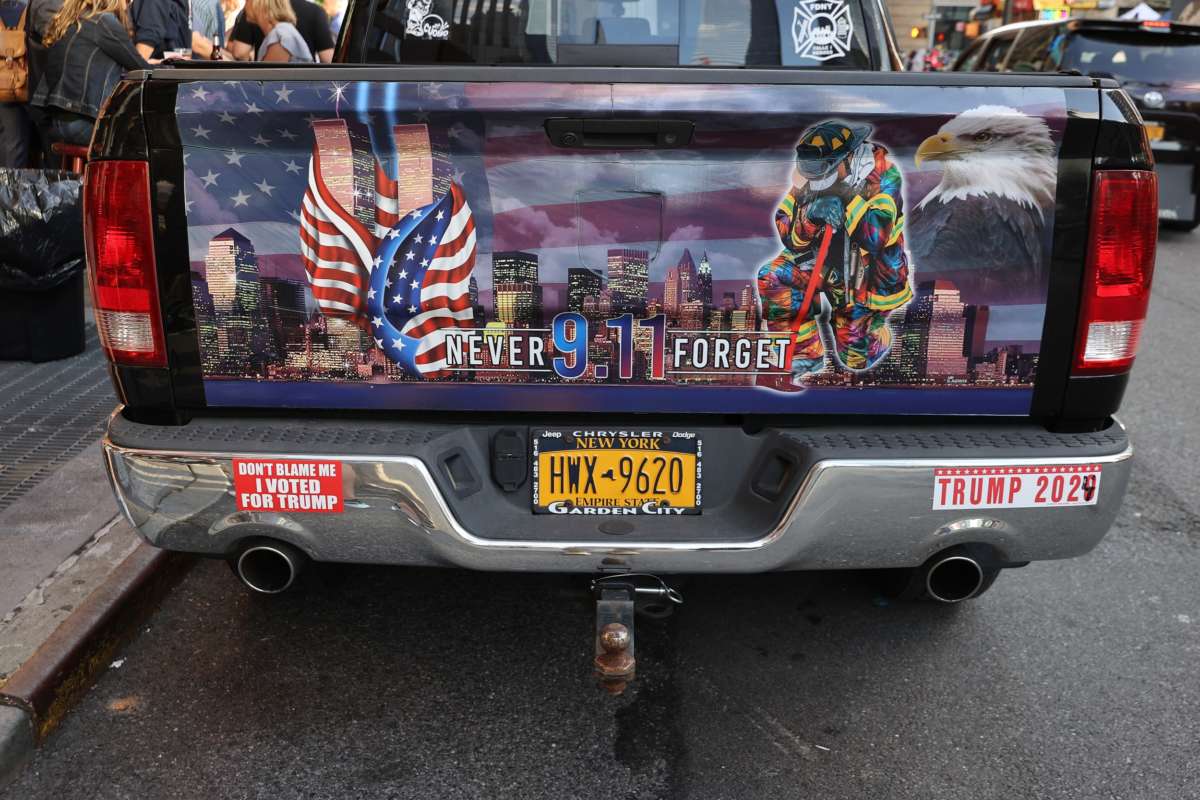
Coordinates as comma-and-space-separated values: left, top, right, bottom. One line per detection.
298, 121, 404, 326
368, 185, 477, 378
296, 115, 476, 378
298, 160, 381, 325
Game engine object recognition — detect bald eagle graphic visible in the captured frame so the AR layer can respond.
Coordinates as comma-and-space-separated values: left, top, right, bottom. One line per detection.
908, 105, 1057, 302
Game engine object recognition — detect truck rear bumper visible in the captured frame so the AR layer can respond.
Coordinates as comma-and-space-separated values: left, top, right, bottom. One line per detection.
103, 410, 1133, 574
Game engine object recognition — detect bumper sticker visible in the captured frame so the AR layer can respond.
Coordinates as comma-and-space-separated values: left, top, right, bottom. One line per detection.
933, 464, 1101, 510
233, 459, 344, 513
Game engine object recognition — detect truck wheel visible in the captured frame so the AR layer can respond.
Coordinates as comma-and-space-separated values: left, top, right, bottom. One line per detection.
1162, 218, 1200, 232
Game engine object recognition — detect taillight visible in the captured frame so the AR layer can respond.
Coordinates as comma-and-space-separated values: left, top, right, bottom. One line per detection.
1073, 170, 1158, 375
84, 160, 166, 368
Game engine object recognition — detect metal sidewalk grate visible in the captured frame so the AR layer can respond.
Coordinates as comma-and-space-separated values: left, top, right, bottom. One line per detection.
0, 325, 119, 512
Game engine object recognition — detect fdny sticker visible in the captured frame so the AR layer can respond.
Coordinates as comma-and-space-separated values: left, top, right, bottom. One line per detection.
233, 459, 344, 513
405, 0, 450, 40
791, 0, 854, 61
933, 464, 1102, 510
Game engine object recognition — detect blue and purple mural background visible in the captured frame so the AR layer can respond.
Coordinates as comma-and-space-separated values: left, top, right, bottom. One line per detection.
178, 80, 1066, 414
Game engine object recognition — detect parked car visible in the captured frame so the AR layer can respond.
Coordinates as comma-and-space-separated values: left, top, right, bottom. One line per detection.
953, 18, 1200, 230
86, 0, 1155, 682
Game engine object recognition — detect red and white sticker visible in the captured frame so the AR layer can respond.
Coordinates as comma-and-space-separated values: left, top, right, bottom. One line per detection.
233, 459, 344, 513
933, 464, 1102, 510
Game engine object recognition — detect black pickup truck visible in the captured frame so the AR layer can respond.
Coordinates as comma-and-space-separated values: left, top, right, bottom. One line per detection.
953, 18, 1200, 229
87, 0, 1156, 681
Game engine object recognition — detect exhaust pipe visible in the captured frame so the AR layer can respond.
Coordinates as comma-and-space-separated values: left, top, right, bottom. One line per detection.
234, 541, 306, 594
925, 553, 985, 604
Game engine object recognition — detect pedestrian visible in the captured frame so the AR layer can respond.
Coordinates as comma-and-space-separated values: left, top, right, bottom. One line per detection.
32, 0, 149, 146
244, 0, 309, 61
25, 0, 64, 84
129, 0, 188, 59
190, 0, 227, 58
324, 0, 343, 38
0, 0, 32, 166
22, 0, 62, 160
228, 0, 330, 62
220, 0, 240, 35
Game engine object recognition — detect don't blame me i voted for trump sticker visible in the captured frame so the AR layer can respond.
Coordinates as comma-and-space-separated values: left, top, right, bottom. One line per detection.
233, 459, 345, 513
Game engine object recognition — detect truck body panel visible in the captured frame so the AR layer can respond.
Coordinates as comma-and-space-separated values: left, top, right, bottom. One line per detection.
173, 75, 1080, 415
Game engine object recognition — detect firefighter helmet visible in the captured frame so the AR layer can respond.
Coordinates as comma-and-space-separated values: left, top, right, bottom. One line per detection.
794, 120, 873, 180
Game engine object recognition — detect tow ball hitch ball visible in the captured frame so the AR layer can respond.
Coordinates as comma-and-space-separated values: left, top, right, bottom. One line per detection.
591, 574, 682, 694
595, 623, 635, 687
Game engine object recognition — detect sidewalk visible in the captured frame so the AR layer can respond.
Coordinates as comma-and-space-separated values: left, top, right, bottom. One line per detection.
0, 325, 116, 513
0, 330, 179, 782
0, 326, 192, 786
1, 323, 137, 674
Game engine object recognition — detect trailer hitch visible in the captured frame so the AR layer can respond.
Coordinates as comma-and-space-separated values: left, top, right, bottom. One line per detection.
590, 573, 683, 694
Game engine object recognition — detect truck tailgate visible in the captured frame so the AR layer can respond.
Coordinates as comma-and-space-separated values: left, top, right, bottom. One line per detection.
162, 70, 1095, 416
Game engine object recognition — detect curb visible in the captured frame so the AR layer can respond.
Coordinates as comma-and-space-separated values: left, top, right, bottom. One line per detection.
0, 542, 192, 785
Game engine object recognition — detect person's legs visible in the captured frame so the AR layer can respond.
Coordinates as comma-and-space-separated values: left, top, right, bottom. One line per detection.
0, 102, 32, 167
48, 112, 96, 147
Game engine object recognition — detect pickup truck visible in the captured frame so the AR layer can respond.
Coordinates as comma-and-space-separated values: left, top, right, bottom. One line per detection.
87, 0, 1156, 682
952, 18, 1200, 230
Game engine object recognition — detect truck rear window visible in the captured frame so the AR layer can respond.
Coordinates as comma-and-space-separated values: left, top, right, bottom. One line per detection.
360, 0, 872, 68
1058, 31, 1200, 84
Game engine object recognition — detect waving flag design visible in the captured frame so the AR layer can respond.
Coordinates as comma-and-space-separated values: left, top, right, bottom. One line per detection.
299, 160, 369, 324
298, 120, 416, 328
368, 185, 477, 379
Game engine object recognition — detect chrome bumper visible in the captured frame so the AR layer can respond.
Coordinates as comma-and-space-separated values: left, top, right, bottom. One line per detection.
102, 420, 1134, 573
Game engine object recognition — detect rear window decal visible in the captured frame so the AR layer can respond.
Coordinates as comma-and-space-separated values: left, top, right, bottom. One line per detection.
790, 0, 854, 62
405, 0, 450, 40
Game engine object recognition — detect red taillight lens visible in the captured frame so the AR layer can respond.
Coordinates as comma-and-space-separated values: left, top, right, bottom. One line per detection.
84, 160, 166, 368
1073, 170, 1158, 375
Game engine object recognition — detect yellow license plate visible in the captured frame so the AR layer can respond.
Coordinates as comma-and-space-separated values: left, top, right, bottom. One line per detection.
532, 431, 701, 515
1145, 122, 1165, 141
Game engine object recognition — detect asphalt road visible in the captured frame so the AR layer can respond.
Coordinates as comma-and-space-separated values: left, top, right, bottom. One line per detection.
5, 230, 1198, 800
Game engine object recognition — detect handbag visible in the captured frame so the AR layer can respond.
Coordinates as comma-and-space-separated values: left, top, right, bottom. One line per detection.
0, 7, 28, 103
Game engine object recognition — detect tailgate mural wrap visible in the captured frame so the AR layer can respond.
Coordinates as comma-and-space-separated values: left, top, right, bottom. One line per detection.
177, 81, 1065, 414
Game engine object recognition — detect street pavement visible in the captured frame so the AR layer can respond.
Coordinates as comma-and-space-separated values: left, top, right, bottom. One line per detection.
4, 230, 1198, 800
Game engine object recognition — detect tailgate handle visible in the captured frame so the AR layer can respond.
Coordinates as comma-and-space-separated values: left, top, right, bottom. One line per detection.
545, 118, 694, 149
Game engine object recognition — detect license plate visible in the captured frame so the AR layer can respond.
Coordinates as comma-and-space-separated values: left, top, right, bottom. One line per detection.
932, 464, 1101, 510
1145, 122, 1165, 141
532, 430, 702, 515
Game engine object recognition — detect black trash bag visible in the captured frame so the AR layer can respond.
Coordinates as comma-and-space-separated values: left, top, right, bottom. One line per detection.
0, 169, 87, 362
0, 168, 85, 291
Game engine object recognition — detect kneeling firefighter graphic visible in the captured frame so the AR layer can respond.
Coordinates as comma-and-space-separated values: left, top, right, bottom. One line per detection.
757, 120, 913, 385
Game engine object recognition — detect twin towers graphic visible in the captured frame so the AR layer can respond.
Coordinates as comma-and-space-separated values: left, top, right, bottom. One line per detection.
308, 117, 455, 237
